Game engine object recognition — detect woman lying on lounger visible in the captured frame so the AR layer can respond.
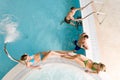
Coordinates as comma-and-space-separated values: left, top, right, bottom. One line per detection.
61, 53, 106, 74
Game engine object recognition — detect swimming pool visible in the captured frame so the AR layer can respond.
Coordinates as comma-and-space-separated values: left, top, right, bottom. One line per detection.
0, 0, 84, 79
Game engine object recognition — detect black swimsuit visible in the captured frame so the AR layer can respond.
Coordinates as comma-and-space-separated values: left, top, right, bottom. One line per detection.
64, 17, 71, 24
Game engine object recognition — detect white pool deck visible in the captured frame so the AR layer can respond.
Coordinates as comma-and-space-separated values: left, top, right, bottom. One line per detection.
2, 0, 112, 80
82, 0, 120, 80
80, 0, 101, 62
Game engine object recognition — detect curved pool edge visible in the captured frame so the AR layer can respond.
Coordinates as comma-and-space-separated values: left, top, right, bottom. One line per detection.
2, 56, 101, 80
22, 63, 100, 80
2, 63, 30, 80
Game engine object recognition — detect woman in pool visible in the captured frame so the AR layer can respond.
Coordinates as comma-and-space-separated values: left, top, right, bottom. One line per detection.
61, 53, 106, 74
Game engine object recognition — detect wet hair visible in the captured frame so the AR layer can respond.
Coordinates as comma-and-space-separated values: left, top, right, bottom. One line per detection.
20, 54, 28, 61
84, 35, 89, 38
71, 7, 76, 10
99, 63, 106, 72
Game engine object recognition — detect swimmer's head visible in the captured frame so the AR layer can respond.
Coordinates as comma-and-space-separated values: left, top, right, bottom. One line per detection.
71, 7, 76, 10
99, 63, 106, 72
20, 54, 28, 61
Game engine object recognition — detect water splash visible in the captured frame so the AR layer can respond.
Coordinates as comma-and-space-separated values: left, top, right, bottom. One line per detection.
0, 14, 19, 43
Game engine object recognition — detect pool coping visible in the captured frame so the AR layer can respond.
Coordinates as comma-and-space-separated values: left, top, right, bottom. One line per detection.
2, 0, 101, 79
80, 0, 100, 62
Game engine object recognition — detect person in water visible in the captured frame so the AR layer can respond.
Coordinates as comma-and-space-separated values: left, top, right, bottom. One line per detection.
61, 53, 106, 74
73, 33, 89, 52
64, 1, 94, 27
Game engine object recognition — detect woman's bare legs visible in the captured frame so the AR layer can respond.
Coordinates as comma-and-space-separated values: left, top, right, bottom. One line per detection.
41, 51, 70, 61
41, 51, 52, 61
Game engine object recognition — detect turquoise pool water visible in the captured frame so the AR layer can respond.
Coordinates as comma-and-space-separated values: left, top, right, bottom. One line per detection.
0, 0, 85, 79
